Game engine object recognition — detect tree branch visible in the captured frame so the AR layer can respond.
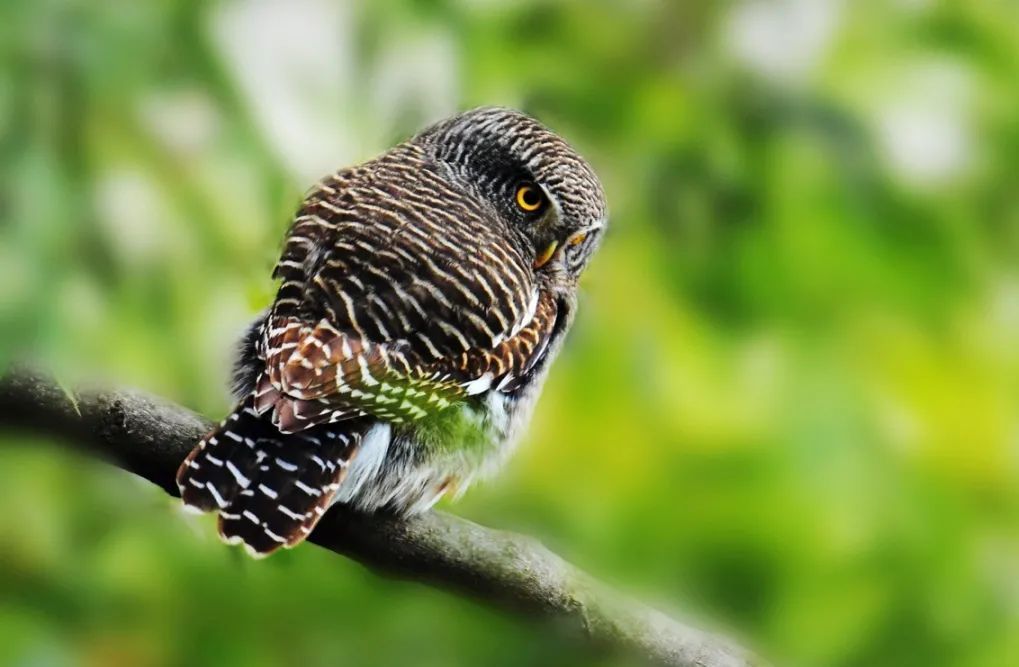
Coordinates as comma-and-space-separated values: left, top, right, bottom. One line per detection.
0, 366, 764, 667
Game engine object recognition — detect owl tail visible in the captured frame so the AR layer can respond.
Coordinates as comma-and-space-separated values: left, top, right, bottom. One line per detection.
176, 394, 362, 557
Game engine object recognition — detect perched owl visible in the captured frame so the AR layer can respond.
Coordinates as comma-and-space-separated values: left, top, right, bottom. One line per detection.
176, 107, 607, 556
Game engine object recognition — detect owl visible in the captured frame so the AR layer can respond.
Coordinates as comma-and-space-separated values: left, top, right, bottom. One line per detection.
176, 107, 607, 556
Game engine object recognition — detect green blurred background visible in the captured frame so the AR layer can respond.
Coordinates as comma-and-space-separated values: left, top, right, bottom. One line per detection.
2, 1, 1018, 665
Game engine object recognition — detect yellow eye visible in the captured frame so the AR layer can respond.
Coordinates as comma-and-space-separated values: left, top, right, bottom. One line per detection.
515, 184, 544, 212
568, 232, 587, 246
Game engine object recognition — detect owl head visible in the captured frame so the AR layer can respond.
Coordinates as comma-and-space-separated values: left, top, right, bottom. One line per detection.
419, 107, 607, 281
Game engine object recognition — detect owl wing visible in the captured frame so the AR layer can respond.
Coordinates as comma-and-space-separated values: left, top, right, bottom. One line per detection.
254, 172, 558, 433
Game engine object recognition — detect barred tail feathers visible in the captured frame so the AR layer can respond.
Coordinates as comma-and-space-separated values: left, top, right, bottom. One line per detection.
176, 395, 363, 557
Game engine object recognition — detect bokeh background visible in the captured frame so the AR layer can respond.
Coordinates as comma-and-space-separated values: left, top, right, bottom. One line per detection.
2, 1, 1019, 666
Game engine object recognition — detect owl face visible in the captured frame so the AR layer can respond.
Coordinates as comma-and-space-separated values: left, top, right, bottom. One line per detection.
420, 107, 607, 280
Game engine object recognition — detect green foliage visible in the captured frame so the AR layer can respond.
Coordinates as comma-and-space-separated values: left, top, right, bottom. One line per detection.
2, 1, 1018, 666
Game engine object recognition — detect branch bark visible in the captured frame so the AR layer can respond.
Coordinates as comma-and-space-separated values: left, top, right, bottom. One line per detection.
0, 366, 765, 667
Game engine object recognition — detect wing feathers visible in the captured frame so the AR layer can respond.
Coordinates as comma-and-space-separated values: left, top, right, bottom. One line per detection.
256, 289, 559, 433
253, 149, 561, 434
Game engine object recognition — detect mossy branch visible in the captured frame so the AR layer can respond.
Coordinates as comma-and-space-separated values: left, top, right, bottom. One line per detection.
0, 366, 765, 667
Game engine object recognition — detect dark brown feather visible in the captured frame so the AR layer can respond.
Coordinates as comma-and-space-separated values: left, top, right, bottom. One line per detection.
251, 142, 563, 433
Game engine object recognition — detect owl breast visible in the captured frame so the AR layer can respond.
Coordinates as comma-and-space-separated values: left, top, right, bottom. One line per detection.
333, 292, 574, 515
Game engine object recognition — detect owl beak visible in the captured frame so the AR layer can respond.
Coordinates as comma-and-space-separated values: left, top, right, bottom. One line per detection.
533, 240, 559, 269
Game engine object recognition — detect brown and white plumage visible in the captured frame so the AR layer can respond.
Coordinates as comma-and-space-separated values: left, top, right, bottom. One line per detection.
177, 107, 607, 556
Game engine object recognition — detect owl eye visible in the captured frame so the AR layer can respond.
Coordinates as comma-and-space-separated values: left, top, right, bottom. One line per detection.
515, 184, 545, 212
